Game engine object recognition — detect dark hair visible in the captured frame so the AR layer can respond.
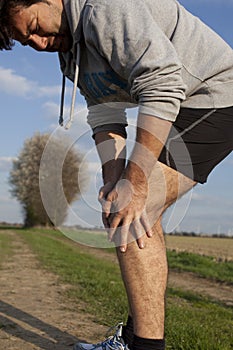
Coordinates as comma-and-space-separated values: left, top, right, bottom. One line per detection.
0, 0, 46, 50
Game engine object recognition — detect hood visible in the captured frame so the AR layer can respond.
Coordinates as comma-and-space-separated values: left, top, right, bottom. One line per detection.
58, 0, 87, 129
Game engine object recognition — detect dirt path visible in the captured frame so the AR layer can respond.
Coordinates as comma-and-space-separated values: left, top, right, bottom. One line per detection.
0, 231, 107, 350
0, 231, 232, 350
168, 271, 233, 306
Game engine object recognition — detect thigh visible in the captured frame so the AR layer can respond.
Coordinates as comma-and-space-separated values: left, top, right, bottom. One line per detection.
159, 107, 233, 184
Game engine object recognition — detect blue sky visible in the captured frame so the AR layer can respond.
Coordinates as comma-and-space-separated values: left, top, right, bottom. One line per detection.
0, 0, 233, 235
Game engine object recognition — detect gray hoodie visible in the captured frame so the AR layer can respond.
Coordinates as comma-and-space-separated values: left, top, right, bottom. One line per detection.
59, 0, 233, 131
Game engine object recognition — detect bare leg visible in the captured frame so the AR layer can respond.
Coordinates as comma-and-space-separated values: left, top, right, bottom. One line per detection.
117, 219, 167, 339
117, 162, 196, 339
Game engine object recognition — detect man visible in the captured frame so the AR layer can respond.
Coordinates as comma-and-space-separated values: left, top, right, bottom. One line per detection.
0, 0, 233, 349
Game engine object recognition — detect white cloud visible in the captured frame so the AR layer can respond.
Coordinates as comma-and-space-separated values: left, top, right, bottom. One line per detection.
0, 157, 16, 172
0, 66, 60, 98
42, 101, 60, 119
42, 100, 87, 120
190, 192, 203, 201
37, 85, 60, 97
190, 191, 215, 203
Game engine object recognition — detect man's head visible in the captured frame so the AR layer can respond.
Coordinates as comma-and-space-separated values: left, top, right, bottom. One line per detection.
0, 0, 72, 52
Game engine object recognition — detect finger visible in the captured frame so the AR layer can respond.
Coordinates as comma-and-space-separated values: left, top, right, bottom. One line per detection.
140, 211, 153, 237
98, 182, 113, 203
103, 190, 118, 218
98, 187, 104, 201
108, 214, 122, 242
111, 221, 131, 253
98, 184, 114, 208
118, 220, 131, 252
98, 186, 108, 205
132, 218, 145, 249
98, 191, 110, 207
102, 199, 112, 218
137, 236, 145, 249
102, 212, 110, 230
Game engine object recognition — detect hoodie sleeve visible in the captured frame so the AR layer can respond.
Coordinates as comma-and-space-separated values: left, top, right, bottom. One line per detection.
86, 0, 187, 122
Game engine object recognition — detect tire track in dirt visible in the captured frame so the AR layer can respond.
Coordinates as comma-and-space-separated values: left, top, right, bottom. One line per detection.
0, 231, 107, 350
168, 271, 233, 306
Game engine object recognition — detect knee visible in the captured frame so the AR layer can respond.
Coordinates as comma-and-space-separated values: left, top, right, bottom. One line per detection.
145, 178, 172, 231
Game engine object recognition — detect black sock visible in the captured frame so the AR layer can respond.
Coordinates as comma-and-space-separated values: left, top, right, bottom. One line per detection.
122, 315, 134, 349
132, 335, 165, 350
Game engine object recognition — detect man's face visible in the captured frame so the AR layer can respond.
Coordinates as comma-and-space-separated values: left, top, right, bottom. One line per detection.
10, 0, 73, 52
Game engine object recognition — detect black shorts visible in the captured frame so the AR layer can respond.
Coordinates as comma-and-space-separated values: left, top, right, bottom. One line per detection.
158, 106, 233, 184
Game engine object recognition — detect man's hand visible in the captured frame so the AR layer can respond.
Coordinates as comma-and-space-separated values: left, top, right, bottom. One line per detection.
98, 181, 115, 230
99, 174, 153, 252
95, 115, 172, 252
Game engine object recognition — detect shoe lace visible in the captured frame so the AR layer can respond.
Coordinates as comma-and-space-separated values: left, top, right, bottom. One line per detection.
101, 323, 129, 350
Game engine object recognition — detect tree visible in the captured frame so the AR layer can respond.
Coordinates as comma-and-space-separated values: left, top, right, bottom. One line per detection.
9, 132, 86, 227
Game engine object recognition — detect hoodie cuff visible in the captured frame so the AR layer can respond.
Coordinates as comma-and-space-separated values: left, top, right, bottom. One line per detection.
92, 123, 127, 139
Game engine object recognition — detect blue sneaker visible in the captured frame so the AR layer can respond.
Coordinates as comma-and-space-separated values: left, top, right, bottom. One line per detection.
73, 323, 129, 350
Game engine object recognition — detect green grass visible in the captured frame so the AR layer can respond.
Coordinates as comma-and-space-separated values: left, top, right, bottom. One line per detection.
60, 227, 114, 248
166, 288, 233, 350
167, 250, 233, 284
15, 228, 233, 350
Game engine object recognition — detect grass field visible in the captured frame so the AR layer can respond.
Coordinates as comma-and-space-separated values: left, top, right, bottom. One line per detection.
3, 227, 230, 350
54, 226, 233, 260
165, 234, 233, 261
167, 250, 233, 284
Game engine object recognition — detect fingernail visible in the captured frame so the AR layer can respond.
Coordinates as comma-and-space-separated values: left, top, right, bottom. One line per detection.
120, 247, 126, 253
139, 243, 144, 249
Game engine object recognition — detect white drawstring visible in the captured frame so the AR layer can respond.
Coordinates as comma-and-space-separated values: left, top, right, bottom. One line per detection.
65, 59, 79, 129
59, 44, 80, 130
